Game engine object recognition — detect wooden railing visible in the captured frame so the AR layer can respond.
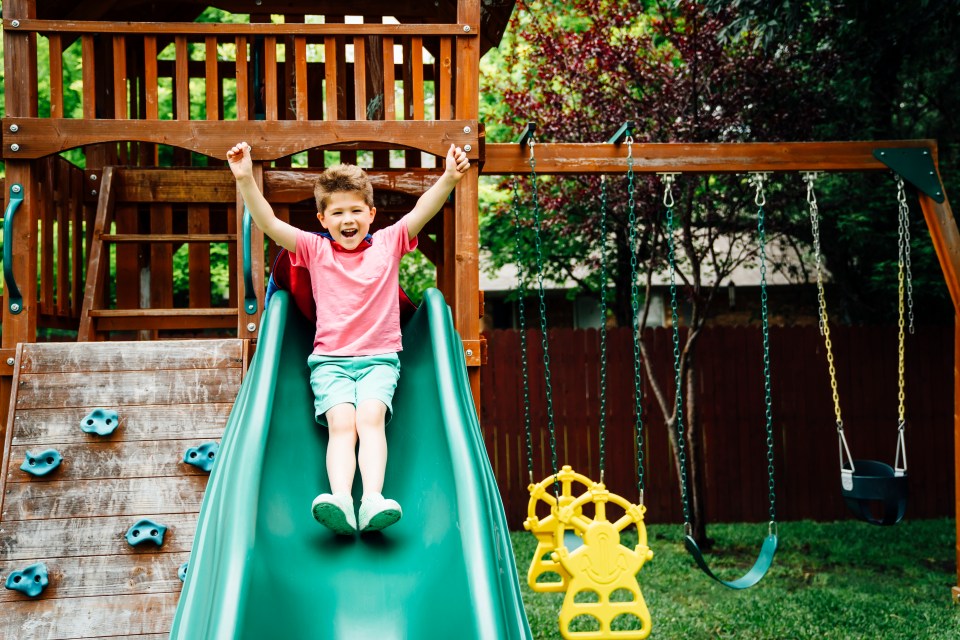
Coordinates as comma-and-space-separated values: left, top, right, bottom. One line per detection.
2, 19, 478, 161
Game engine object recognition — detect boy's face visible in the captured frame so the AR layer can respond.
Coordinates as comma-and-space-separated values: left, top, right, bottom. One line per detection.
317, 191, 376, 250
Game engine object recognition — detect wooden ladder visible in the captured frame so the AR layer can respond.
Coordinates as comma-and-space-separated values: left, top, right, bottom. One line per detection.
78, 167, 263, 341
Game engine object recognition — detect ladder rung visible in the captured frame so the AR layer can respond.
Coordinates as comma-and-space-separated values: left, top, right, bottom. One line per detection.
101, 234, 237, 243
89, 309, 239, 317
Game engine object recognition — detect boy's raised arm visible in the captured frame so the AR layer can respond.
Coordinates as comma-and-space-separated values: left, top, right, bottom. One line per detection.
227, 142, 299, 253
403, 144, 470, 240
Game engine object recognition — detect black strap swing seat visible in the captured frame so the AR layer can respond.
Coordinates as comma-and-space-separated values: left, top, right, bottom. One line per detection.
841, 460, 908, 526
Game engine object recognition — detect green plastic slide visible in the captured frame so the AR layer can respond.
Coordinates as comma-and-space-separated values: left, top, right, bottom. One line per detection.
170, 289, 531, 640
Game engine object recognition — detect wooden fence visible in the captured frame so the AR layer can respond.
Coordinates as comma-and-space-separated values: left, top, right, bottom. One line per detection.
481, 325, 954, 529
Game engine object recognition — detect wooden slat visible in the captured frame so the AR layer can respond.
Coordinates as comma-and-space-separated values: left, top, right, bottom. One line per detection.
439, 36, 452, 120
175, 36, 189, 120
144, 36, 159, 120
81, 34, 96, 119
40, 162, 55, 314
113, 204, 140, 310
4, 476, 208, 520
383, 36, 395, 120
411, 36, 424, 120
187, 206, 213, 309
0, 592, 181, 638
18, 339, 242, 374
113, 35, 128, 118
70, 168, 83, 317
13, 19, 477, 36
264, 35, 278, 120
149, 203, 174, 313
0, 509, 183, 568
55, 160, 70, 317
353, 36, 367, 120
2, 118, 479, 160
48, 33, 64, 118
263, 168, 439, 202
12, 404, 232, 446
294, 36, 308, 121
236, 35, 248, 120
324, 37, 338, 121
15, 368, 241, 409
103, 233, 236, 243
205, 36, 219, 120
115, 167, 236, 202
8, 439, 217, 482
0, 552, 189, 603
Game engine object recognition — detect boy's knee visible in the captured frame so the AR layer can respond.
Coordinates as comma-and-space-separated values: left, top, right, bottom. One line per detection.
355, 400, 387, 430
325, 404, 357, 435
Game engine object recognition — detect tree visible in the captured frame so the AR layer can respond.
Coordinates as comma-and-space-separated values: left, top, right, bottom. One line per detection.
480, 0, 830, 544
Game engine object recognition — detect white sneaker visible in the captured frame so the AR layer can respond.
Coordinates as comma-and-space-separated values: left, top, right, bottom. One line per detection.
358, 494, 402, 532
311, 493, 357, 535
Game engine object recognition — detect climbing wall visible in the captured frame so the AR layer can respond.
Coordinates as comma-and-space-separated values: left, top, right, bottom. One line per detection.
0, 339, 245, 638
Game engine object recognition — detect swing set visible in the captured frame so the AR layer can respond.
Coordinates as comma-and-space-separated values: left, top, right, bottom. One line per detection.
489, 128, 960, 635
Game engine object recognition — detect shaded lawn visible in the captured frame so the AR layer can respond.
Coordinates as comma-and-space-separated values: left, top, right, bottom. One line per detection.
511, 518, 959, 639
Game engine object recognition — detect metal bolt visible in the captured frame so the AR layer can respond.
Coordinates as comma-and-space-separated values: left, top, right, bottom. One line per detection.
11, 19, 20, 28
10, 303, 20, 312
90, 174, 97, 181
463, 126, 471, 134
466, 349, 474, 357
8, 124, 18, 133
246, 322, 257, 332
463, 25, 471, 33
464, 144, 472, 152
10, 143, 20, 152
5, 358, 13, 366
11, 184, 21, 194
91, 189, 98, 196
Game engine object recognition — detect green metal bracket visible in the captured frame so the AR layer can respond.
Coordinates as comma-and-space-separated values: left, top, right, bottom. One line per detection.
873, 147, 945, 203
608, 121, 635, 144
516, 122, 536, 146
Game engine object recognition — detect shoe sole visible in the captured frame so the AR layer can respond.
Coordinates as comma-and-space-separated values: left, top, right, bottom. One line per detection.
312, 502, 356, 535
361, 508, 401, 532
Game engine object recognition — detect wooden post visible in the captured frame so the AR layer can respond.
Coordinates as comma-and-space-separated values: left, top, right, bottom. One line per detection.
915, 191, 960, 601
454, 0, 481, 411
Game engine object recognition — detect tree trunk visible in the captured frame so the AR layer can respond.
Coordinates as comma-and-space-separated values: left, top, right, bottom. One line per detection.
684, 354, 710, 548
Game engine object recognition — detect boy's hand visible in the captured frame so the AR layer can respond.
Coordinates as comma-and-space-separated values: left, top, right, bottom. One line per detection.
226, 142, 253, 180
444, 144, 470, 182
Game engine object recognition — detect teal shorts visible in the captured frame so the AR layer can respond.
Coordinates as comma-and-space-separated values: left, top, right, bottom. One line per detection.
307, 352, 401, 427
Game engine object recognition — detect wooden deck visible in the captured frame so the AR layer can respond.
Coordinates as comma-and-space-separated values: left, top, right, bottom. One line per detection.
0, 339, 245, 639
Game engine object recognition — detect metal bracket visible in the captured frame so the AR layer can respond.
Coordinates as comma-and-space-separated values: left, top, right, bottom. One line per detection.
608, 121, 635, 144
873, 147, 945, 203
517, 122, 537, 147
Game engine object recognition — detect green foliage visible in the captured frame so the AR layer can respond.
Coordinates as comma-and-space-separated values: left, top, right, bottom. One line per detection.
512, 518, 960, 639
398, 249, 437, 305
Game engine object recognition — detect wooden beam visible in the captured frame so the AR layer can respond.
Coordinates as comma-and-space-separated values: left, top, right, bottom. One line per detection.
77, 166, 116, 341
2, 118, 479, 160
482, 140, 939, 175
263, 168, 441, 202
9, 20, 479, 37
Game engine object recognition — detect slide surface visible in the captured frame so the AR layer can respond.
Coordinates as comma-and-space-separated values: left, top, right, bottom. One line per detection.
170, 289, 531, 640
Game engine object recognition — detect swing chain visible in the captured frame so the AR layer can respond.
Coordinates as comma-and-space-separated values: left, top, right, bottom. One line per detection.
598, 176, 610, 482
512, 176, 535, 485
666, 191, 690, 525
754, 175, 777, 524
803, 173, 826, 337
627, 140, 646, 499
529, 136, 560, 489
896, 177, 915, 334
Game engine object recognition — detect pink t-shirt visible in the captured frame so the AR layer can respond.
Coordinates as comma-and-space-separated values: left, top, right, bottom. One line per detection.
289, 219, 418, 356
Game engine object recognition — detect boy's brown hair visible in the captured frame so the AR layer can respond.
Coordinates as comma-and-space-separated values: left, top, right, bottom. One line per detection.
313, 164, 374, 212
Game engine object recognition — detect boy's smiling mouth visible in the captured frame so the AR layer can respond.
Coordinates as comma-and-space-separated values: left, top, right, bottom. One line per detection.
341, 229, 358, 238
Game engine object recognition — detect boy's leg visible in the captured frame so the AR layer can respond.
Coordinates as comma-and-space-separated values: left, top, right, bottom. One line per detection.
325, 403, 358, 494
355, 399, 388, 495
311, 402, 358, 534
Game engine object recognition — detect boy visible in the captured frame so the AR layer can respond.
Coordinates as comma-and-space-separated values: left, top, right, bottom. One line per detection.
227, 141, 470, 534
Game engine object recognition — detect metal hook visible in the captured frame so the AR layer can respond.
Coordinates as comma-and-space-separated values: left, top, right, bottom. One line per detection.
659, 172, 679, 208
750, 172, 770, 207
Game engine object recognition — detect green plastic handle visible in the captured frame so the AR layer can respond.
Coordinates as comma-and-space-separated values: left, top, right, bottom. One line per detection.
3, 184, 24, 314
242, 206, 258, 316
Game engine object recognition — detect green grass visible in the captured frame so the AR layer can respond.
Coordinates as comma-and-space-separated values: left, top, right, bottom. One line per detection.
511, 518, 960, 639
